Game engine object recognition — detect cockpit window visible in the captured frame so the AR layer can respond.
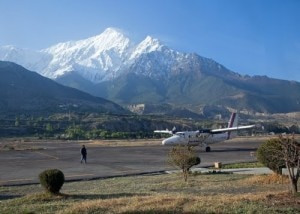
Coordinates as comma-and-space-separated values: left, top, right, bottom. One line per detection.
176, 133, 183, 136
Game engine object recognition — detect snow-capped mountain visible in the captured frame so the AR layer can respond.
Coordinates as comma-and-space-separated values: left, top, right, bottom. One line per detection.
1, 27, 300, 114
0, 27, 184, 83
0, 45, 51, 73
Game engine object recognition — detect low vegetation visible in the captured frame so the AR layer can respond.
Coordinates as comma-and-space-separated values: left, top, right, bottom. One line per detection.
257, 138, 286, 174
257, 135, 300, 194
221, 162, 264, 169
168, 145, 200, 181
39, 169, 65, 194
0, 173, 299, 213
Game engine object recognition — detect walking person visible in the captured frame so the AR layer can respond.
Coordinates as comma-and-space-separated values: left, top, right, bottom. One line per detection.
80, 145, 87, 164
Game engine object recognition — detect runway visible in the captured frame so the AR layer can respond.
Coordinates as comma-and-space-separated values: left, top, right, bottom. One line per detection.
0, 137, 263, 186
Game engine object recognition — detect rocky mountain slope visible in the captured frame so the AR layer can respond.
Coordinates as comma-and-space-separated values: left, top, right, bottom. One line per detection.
1, 28, 300, 114
0, 61, 127, 115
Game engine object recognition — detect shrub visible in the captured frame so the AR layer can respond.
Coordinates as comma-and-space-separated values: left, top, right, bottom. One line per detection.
256, 138, 285, 174
168, 145, 201, 182
187, 156, 201, 171
39, 169, 65, 194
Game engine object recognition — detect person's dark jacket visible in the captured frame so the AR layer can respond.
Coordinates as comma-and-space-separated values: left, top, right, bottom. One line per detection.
81, 147, 87, 156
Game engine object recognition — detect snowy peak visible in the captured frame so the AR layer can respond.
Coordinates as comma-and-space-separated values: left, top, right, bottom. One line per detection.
101, 27, 125, 38
137, 36, 163, 53
79, 27, 132, 55
44, 27, 130, 54
43, 27, 132, 61
0, 45, 51, 72
130, 36, 164, 60
0, 27, 181, 82
40, 28, 134, 80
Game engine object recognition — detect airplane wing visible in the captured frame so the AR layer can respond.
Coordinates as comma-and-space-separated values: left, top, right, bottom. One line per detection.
154, 130, 173, 134
211, 125, 255, 133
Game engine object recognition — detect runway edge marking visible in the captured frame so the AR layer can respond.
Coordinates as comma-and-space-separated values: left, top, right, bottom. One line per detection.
34, 151, 59, 159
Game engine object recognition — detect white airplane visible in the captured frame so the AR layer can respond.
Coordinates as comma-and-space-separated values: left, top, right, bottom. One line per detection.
154, 112, 255, 152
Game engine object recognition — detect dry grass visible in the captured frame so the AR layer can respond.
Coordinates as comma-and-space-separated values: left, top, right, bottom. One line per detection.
0, 139, 162, 151
0, 142, 44, 151
243, 173, 290, 185
1, 173, 299, 213
59, 192, 298, 214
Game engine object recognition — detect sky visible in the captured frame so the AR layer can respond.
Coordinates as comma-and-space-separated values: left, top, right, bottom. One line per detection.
0, 0, 299, 82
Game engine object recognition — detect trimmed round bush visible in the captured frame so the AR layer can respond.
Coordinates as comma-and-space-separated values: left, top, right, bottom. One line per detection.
257, 138, 285, 174
39, 169, 65, 194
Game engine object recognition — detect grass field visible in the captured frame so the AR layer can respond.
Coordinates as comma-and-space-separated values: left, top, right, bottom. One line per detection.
0, 172, 299, 213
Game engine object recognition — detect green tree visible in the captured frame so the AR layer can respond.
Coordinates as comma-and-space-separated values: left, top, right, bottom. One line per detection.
289, 125, 300, 134
100, 130, 110, 139
45, 123, 53, 133
257, 138, 285, 174
257, 135, 300, 194
86, 129, 99, 139
65, 126, 86, 139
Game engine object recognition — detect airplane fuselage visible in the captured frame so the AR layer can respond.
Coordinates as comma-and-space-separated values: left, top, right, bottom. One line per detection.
162, 131, 228, 147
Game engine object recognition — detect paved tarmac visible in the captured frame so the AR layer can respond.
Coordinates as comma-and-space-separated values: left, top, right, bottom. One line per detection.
0, 137, 263, 186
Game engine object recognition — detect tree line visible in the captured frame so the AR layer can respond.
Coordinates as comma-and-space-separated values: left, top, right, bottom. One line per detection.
0, 114, 299, 139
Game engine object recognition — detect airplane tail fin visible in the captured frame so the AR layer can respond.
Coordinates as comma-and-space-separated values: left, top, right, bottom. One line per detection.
227, 112, 238, 128
210, 112, 254, 140
227, 112, 238, 139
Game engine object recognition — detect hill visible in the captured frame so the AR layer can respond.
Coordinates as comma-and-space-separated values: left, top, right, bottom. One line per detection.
0, 61, 127, 116
57, 55, 300, 114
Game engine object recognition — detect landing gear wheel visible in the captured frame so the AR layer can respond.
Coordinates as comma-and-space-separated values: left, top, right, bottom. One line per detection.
205, 146, 211, 152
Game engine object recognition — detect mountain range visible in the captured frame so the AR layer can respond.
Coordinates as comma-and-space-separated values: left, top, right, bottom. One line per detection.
1, 27, 300, 114
0, 61, 127, 115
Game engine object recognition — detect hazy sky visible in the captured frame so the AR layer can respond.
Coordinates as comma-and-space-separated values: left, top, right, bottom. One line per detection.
0, 0, 299, 81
